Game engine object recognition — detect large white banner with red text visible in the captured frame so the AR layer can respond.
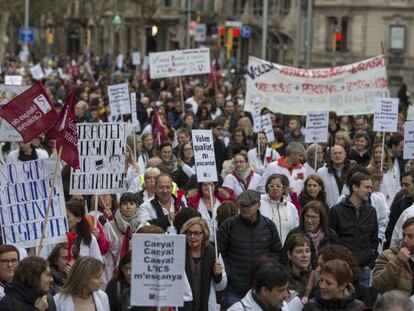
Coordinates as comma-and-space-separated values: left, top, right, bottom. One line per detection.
245, 55, 389, 115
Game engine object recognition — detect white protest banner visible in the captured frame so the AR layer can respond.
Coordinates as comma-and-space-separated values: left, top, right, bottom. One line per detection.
0, 85, 30, 106
252, 97, 261, 133
149, 48, 211, 79
108, 83, 131, 117
245, 55, 389, 115
373, 97, 399, 132
70, 122, 127, 195
130, 92, 138, 125
191, 129, 218, 182
305, 111, 329, 143
404, 121, 414, 160
142, 56, 150, 70
261, 113, 275, 142
0, 119, 23, 141
30, 64, 45, 80
132, 52, 141, 66
5, 75, 23, 86
0, 159, 68, 248
131, 234, 185, 307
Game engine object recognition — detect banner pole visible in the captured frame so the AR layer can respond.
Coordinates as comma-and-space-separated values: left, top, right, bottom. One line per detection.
209, 183, 218, 260
380, 132, 385, 173
179, 76, 185, 112
93, 194, 99, 229
257, 134, 261, 168
133, 133, 137, 163
37, 146, 63, 256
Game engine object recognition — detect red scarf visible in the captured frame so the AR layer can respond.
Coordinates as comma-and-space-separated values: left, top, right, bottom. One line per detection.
231, 169, 254, 190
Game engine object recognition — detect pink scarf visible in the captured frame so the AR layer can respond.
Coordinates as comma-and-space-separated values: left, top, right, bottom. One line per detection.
307, 228, 325, 251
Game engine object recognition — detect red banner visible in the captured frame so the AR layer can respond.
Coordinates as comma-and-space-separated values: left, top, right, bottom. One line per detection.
0, 82, 58, 142
47, 88, 80, 169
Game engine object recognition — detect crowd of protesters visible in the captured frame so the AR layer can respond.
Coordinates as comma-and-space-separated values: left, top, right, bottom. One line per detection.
0, 51, 414, 311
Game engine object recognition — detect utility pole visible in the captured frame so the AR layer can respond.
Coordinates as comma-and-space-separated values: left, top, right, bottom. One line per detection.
186, 0, 192, 49
24, 0, 30, 53
261, 0, 268, 59
305, 0, 313, 68
294, 0, 301, 67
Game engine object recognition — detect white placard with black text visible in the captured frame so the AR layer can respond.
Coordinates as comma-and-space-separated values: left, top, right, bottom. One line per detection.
192, 129, 218, 182
305, 111, 329, 143
261, 113, 275, 142
131, 234, 185, 307
108, 83, 131, 117
373, 98, 399, 133
252, 97, 261, 133
404, 121, 414, 159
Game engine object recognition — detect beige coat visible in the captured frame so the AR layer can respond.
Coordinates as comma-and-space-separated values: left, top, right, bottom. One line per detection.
372, 243, 413, 295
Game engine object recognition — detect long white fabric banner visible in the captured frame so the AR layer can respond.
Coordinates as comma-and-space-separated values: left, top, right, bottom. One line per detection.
245, 55, 389, 115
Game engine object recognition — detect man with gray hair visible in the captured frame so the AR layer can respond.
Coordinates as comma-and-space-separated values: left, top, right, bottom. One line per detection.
303, 143, 325, 176
374, 290, 413, 311
257, 142, 307, 194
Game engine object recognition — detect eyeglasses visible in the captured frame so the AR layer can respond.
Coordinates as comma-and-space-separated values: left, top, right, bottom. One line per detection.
0, 259, 18, 266
186, 230, 203, 237
268, 184, 284, 189
305, 215, 320, 221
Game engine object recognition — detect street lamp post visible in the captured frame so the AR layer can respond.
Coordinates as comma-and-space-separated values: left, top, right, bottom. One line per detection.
261, 0, 268, 59
186, 0, 192, 49
305, 0, 313, 68
24, 0, 30, 53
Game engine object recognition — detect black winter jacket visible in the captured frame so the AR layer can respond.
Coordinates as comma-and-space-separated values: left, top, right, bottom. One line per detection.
0, 280, 56, 311
304, 286, 365, 311
384, 191, 413, 249
282, 226, 338, 268
329, 196, 379, 268
218, 213, 282, 295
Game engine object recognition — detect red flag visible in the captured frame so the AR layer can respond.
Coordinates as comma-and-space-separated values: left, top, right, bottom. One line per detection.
152, 106, 167, 145
47, 89, 80, 169
0, 81, 58, 143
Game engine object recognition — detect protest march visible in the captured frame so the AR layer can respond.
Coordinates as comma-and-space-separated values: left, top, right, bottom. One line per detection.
0, 48, 414, 311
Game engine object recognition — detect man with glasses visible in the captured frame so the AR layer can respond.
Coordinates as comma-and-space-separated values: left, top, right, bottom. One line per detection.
218, 190, 282, 309
0, 245, 19, 299
139, 173, 187, 231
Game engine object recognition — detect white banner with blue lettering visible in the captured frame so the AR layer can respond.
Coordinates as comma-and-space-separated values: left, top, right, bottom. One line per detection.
0, 159, 68, 248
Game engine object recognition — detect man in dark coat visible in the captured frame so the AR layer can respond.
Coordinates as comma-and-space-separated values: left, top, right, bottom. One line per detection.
329, 172, 379, 287
218, 190, 283, 309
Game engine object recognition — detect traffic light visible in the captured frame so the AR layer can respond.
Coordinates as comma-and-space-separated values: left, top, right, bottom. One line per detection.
46, 28, 54, 45
333, 31, 342, 52
218, 27, 225, 46
84, 28, 91, 46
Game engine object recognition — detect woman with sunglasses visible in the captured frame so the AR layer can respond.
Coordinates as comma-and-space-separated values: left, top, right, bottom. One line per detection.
260, 174, 299, 244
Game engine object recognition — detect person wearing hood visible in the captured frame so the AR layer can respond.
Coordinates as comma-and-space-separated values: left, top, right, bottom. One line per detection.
0, 256, 55, 311
0, 244, 20, 300
373, 217, 414, 296
260, 174, 299, 244
303, 259, 365, 311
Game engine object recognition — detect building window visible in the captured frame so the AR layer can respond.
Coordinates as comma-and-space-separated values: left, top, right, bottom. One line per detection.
233, 0, 246, 15
253, 0, 262, 16
164, 0, 173, 7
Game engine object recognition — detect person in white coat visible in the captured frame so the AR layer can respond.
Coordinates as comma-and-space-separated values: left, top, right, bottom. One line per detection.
368, 143, 401, 207
6, 141, 49, 163
223, 153, 261, 196
54, 256, 110, 311
247, 132, 280, 176
317, 145, 349, 208
303, 144, 325, 176
228, 264, 290, 311
260, 174, 299, 244
257, 142, 307, 194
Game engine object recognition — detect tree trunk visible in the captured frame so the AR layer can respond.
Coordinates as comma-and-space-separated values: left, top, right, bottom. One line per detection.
0, 11, 10, 65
